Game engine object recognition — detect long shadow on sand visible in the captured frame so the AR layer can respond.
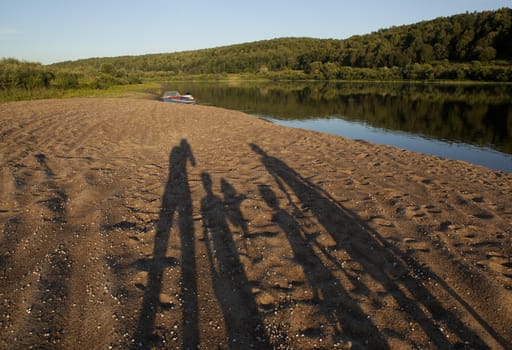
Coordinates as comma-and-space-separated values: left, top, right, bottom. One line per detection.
259, 183, 388, 348
251, 143, 491, 349
133, 139, 198, 349
200, 173, 270, 348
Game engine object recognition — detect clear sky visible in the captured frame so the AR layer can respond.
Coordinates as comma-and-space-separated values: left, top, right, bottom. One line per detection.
1, 0, 510, 64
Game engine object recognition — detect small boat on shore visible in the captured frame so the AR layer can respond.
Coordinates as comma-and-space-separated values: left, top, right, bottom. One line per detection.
162, 91, 196, 104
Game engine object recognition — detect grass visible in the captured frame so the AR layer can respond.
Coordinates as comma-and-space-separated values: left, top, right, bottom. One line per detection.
0, 82, 161, 103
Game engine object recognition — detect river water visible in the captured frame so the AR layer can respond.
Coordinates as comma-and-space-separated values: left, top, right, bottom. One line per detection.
163, 81, 512, 172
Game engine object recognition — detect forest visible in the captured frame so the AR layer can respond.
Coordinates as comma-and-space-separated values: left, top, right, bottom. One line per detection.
1, 8, 511, 99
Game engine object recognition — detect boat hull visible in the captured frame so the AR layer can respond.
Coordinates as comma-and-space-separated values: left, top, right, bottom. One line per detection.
162, 97, 196, 104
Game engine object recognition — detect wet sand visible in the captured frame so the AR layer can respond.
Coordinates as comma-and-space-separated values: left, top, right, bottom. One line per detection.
1, 98, 511, 349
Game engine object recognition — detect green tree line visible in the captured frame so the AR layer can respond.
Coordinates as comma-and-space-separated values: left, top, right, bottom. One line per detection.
51, 8, 512, 80
0, 59, 142, 89
2, 8, 512, 99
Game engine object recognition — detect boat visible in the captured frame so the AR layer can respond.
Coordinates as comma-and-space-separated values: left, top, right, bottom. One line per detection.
162, 91, 196, 104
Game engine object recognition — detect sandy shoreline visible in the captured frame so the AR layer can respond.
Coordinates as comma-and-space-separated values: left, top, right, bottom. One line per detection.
1, 98, 511, 349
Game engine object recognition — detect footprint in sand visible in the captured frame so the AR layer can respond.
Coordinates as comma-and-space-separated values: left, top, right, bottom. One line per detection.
477, 253, 512, 280
405, 205, 427, 219
368, 216, 395, 228
403, 237, 431, 253
410, 175, 435, 187
133, 271, 148, 290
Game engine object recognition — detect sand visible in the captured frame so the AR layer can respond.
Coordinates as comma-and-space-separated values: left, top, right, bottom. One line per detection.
0, 97, 511, 349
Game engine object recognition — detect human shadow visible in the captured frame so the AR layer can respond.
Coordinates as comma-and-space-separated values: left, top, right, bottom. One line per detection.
259, 183, 388, 348
133, 139, 198, 349
34, 153, 68, 223
251, 144, 492, 349
221, 178, 248, 239
221, 178, 260, 261
201, 173, 269, 349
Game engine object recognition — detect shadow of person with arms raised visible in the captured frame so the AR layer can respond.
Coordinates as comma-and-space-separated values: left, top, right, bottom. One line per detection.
259, 183, 388, 348
133, 139, 198, 349
251, 143, 491, 349
201, 173, 269, 349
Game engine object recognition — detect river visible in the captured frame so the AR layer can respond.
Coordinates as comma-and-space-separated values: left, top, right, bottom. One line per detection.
163, 81, 512, 172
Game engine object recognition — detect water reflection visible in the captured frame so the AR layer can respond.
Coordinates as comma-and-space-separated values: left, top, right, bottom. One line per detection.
274, 117, 512, 173
163, 82, 512, 171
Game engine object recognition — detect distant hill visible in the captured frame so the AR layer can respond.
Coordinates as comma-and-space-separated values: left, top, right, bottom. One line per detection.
50, 8, 511, 78
3, 8, 511, 98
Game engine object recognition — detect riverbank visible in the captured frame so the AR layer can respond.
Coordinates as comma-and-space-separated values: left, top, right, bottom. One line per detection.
160, 81, 512, 163
1, 98, 511, 349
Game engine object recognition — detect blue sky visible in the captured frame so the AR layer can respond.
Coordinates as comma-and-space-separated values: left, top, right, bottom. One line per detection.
1, 0, 510, 64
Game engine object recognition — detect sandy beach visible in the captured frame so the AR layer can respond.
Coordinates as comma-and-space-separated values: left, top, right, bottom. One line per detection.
0, 98, 511, 349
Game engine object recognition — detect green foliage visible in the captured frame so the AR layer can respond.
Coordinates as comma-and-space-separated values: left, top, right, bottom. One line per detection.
2, 8, 511, 102
53, 70, 81, 89
49, 8, 512, 82
0, 58, 54, 90
0, 57, 144, 100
